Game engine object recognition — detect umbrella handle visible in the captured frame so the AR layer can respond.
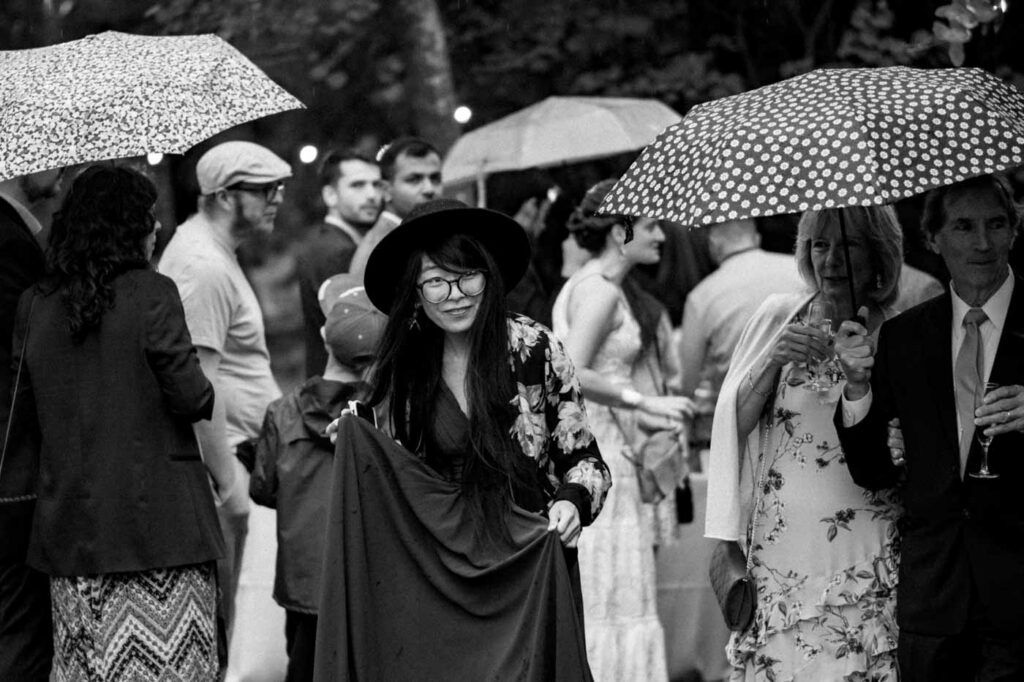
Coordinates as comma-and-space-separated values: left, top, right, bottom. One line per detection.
837, 210, 859, 317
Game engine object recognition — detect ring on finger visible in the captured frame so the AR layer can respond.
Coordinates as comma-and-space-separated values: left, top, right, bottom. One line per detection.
1005, 411, 1011, 423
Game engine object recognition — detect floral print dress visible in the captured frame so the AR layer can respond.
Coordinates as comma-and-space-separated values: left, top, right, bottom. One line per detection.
728, 331, 901, 682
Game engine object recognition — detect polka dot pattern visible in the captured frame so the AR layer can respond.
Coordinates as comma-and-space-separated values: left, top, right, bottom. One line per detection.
0, 31, 304, 181
600, 67, 1024, 226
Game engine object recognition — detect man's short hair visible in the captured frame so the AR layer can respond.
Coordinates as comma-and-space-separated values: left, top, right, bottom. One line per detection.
375, 137, 441, 181
318, 149, 377, 189
921, 174, 1022, 237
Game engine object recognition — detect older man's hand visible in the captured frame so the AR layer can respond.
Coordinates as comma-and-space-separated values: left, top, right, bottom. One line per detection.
975, 384, 1024, 438
835, 306, 874, 400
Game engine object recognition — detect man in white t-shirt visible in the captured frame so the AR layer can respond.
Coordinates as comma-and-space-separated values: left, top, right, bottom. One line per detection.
158, 141, 291, 655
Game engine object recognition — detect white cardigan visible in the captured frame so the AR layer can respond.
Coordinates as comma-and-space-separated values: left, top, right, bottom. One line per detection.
704, 291, 815, 542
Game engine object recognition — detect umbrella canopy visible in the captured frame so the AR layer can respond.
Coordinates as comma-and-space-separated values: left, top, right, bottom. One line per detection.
600, 67, 1024, 227
442, 95, 681, 186
0, 31, 304, 181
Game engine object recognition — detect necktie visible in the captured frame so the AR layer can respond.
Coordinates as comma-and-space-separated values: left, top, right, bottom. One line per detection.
954, 307, 987, 474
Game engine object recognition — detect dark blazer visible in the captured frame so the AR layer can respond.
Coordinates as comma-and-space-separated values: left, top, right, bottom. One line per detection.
836, 278, 1024, 636
0, 196, 45, 561
295, 222, 360, 378
10, 268, 224, 577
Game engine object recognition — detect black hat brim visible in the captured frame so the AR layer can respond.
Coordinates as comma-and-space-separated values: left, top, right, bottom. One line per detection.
364, 204, 531, 313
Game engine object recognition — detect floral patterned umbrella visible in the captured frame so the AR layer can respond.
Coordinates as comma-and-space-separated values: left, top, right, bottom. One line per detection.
0, 31, 304, 181
600, 66, 1024, 228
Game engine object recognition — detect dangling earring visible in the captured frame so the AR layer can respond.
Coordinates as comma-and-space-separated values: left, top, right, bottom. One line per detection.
408, 304, 421, 331
875, 273, 883, 290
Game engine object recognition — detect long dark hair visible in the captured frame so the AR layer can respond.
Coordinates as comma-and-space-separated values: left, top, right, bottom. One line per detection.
621, 271, 664, 353
368, 232, 535, 548
45, 165, 157, 342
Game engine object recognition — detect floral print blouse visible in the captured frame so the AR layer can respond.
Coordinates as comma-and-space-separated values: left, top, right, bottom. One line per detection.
506, 315, 611, 524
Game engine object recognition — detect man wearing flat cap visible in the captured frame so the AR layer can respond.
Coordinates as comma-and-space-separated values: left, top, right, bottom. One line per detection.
158, 140, 291, 656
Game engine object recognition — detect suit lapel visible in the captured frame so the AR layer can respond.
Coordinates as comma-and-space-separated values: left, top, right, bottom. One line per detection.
921, 294, 960, 460
0, 195, 43, 253
990, 276, 1024, 388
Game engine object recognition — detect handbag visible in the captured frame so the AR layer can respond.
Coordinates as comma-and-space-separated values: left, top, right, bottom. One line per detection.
606, 338, 689, 505
708, 388, 774, 632
674, 475, 694, 524
607, 408, 684, 505
709, 539, 755, 630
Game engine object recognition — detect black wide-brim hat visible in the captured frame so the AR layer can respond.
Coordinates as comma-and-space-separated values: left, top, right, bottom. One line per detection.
364, 198, 531, 313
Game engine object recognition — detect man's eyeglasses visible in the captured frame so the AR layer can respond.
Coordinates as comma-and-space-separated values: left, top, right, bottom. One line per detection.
416, 270, 487, 304
227, 181, 285, 202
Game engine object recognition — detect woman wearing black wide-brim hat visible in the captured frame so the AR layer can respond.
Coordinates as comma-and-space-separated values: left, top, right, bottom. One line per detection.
316, 198, 611, 680
362, 197, 610, 539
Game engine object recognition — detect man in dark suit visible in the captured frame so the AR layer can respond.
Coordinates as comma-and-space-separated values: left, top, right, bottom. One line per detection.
835, 173, 1024, 681
295, 150, 383, 377
0, 168, 62, 682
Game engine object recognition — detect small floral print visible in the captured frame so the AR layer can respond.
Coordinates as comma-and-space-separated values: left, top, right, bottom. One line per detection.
551, 400, 593, 453
508, 316, 543, 364
502, 316, 610, 520
727, 350, 899, 681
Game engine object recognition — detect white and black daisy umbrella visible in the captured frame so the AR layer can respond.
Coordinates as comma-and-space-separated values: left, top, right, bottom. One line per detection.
0, 31, 305, 181
600, 66, 1024, 311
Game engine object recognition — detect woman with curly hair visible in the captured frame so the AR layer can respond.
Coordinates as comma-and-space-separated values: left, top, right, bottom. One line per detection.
551, 179, 693, 682
5, 165, 223, 680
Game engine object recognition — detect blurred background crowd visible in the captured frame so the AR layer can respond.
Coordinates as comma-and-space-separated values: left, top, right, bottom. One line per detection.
4, 2, 1024, 681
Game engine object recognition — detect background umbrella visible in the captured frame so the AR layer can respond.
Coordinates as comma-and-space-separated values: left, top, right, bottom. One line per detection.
600, 66, 1024, 311
442, 95, 680, 204
0, 31, 304, 181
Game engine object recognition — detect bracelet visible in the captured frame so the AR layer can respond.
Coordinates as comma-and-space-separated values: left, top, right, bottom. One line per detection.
747, 369, 771, 399
620, 388, 643, 408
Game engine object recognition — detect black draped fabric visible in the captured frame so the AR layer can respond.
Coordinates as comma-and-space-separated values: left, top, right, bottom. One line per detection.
314, 417, 593, 682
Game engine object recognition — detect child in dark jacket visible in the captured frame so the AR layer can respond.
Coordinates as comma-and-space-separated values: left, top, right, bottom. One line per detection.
250, 274, 386, 682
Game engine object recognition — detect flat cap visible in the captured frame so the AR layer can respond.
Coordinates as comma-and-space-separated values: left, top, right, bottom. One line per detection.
196, 141, 292, 195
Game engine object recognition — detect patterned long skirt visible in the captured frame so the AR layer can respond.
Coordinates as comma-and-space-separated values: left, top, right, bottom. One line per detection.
50, 561, 218, 682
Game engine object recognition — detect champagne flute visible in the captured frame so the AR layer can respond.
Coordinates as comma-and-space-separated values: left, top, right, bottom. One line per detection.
803, 298, 835, 391
971, 382, 1000, 480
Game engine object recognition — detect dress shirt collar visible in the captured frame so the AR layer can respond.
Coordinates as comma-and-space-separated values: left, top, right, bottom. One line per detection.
950, 266, 1015, 334
324, 214, 366, 246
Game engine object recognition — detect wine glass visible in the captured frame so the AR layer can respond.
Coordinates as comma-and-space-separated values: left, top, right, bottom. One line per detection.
970, 382, 1000, 480
803, 298, 835, 392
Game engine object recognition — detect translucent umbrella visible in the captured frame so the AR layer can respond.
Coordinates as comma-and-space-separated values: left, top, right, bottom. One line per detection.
442, 96, 681, 202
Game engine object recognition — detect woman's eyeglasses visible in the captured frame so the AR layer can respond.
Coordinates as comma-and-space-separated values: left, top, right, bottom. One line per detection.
227, 181, 285, 202
416, 270, 487, 303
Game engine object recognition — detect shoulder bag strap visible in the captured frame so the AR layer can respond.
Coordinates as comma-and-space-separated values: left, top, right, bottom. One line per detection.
744, 368, 778, 572
0, 294, 35, 497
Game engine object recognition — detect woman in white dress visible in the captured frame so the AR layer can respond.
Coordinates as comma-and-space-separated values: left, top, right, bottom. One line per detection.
706, 205, 904, 681
552, 179, 692, 682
